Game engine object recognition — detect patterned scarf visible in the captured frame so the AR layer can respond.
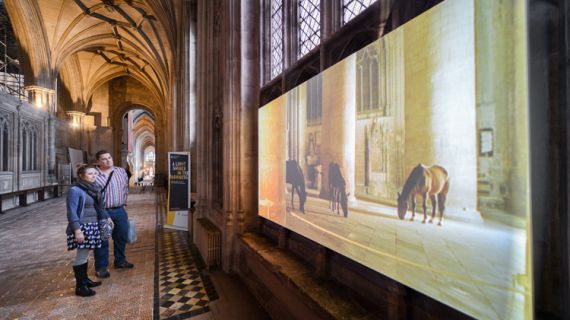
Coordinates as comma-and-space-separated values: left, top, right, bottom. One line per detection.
76, 180, 103, 209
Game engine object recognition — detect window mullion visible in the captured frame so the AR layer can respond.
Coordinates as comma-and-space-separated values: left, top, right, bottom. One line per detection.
264, 0, 272, 83
285, 0, 296, 69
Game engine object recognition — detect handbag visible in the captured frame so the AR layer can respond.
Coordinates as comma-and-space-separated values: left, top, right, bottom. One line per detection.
99, 219, 113, 240
127, 219, 137, 243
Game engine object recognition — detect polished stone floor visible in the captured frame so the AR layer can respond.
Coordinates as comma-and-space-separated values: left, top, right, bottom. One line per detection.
0, 188, 268, 320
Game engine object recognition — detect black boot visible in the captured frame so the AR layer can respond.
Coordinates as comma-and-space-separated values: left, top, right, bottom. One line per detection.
73, 263, 96, 297
83, 263, 101, 288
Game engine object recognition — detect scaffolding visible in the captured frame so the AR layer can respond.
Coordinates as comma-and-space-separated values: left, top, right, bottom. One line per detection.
0, 2, 27, 102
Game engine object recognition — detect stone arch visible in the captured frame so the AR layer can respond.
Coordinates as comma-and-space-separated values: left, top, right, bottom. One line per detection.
110, 102, 166, 179
4, 0, 53, 88
134, 129, 155, 183
85, 71, 165, 107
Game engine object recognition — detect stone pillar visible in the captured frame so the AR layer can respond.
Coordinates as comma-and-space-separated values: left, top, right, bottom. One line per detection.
239, 0, 260, 234
319, 57, 357, 203
196, 0, 214, 218
221, 0, 241, 272
113, 127, 123, 165
26, 86, 56, 184
189, 1, 198, 193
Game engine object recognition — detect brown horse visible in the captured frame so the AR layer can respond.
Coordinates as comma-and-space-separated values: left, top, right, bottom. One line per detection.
397, 164, 450, 226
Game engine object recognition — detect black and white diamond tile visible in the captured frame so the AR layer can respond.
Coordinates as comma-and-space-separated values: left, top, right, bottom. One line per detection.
156, 229, 218, 319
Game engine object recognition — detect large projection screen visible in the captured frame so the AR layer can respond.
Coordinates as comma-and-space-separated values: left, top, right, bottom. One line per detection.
258, 0, 532, 319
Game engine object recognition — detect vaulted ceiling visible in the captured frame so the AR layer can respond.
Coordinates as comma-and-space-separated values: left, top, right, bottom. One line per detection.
133, 110, 155, 138
5, 0, 179, 108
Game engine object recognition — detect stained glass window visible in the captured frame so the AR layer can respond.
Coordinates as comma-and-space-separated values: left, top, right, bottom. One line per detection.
343, 0, 376, 24
298, 0, 321, 57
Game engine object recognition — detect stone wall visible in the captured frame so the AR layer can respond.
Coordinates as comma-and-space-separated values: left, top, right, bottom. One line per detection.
0, 92, 57, 210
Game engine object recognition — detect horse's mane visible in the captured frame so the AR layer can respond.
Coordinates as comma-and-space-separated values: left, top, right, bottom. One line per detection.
401, 164, 424, 200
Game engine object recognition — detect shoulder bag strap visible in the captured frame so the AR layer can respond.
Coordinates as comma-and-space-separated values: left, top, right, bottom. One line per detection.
101, 170, 115, 194
76, 184, 104, 218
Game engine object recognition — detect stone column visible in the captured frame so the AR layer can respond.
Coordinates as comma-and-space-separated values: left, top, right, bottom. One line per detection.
318, 57, 356, 203
189, 0, 198, 193
113, 127, 123, 164
196, 0, 214, 220
221, 0, 241, 272
239, 0, 260, 235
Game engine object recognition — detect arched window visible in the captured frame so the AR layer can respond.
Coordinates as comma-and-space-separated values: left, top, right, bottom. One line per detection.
21, 121, 38, 171
357, 45, 380, 114
0, 117, 10, 171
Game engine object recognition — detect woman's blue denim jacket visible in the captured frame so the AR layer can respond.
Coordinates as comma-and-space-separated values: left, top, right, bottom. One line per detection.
66, 186, 109, 235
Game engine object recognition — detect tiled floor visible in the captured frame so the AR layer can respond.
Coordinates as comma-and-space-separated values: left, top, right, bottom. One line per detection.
157, 229, 217, 319
0, 188, 268, 320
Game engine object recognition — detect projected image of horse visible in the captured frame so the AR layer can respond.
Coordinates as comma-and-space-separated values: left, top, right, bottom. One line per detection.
397, 164, 450, 225
286, 159, 306, 213
329, 162, 349, 217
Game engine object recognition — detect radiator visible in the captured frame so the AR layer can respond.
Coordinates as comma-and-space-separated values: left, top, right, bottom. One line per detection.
195, 218, 222, 268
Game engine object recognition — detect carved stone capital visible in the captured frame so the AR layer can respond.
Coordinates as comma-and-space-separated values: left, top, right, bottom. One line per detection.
25, 86, 56, 113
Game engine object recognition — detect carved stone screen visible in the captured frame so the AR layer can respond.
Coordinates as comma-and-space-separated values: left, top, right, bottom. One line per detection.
258, 1, 532, 319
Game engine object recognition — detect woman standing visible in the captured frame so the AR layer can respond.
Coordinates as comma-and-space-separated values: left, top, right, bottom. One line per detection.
66, 164, 112, 297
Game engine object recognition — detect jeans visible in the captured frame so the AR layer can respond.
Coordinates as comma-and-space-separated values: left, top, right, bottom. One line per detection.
94, 206, 129, 270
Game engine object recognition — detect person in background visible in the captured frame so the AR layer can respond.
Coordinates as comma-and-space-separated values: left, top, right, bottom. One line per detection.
66, 164, 112, 297
125, 163, 132, 180
93, 150, 134, 278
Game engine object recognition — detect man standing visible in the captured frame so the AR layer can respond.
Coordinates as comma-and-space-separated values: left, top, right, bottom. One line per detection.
94, 150, 134, 277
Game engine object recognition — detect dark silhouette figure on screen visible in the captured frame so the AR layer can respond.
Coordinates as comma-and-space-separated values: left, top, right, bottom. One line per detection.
286, 159, 306, 213
328, 162, 350, 217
